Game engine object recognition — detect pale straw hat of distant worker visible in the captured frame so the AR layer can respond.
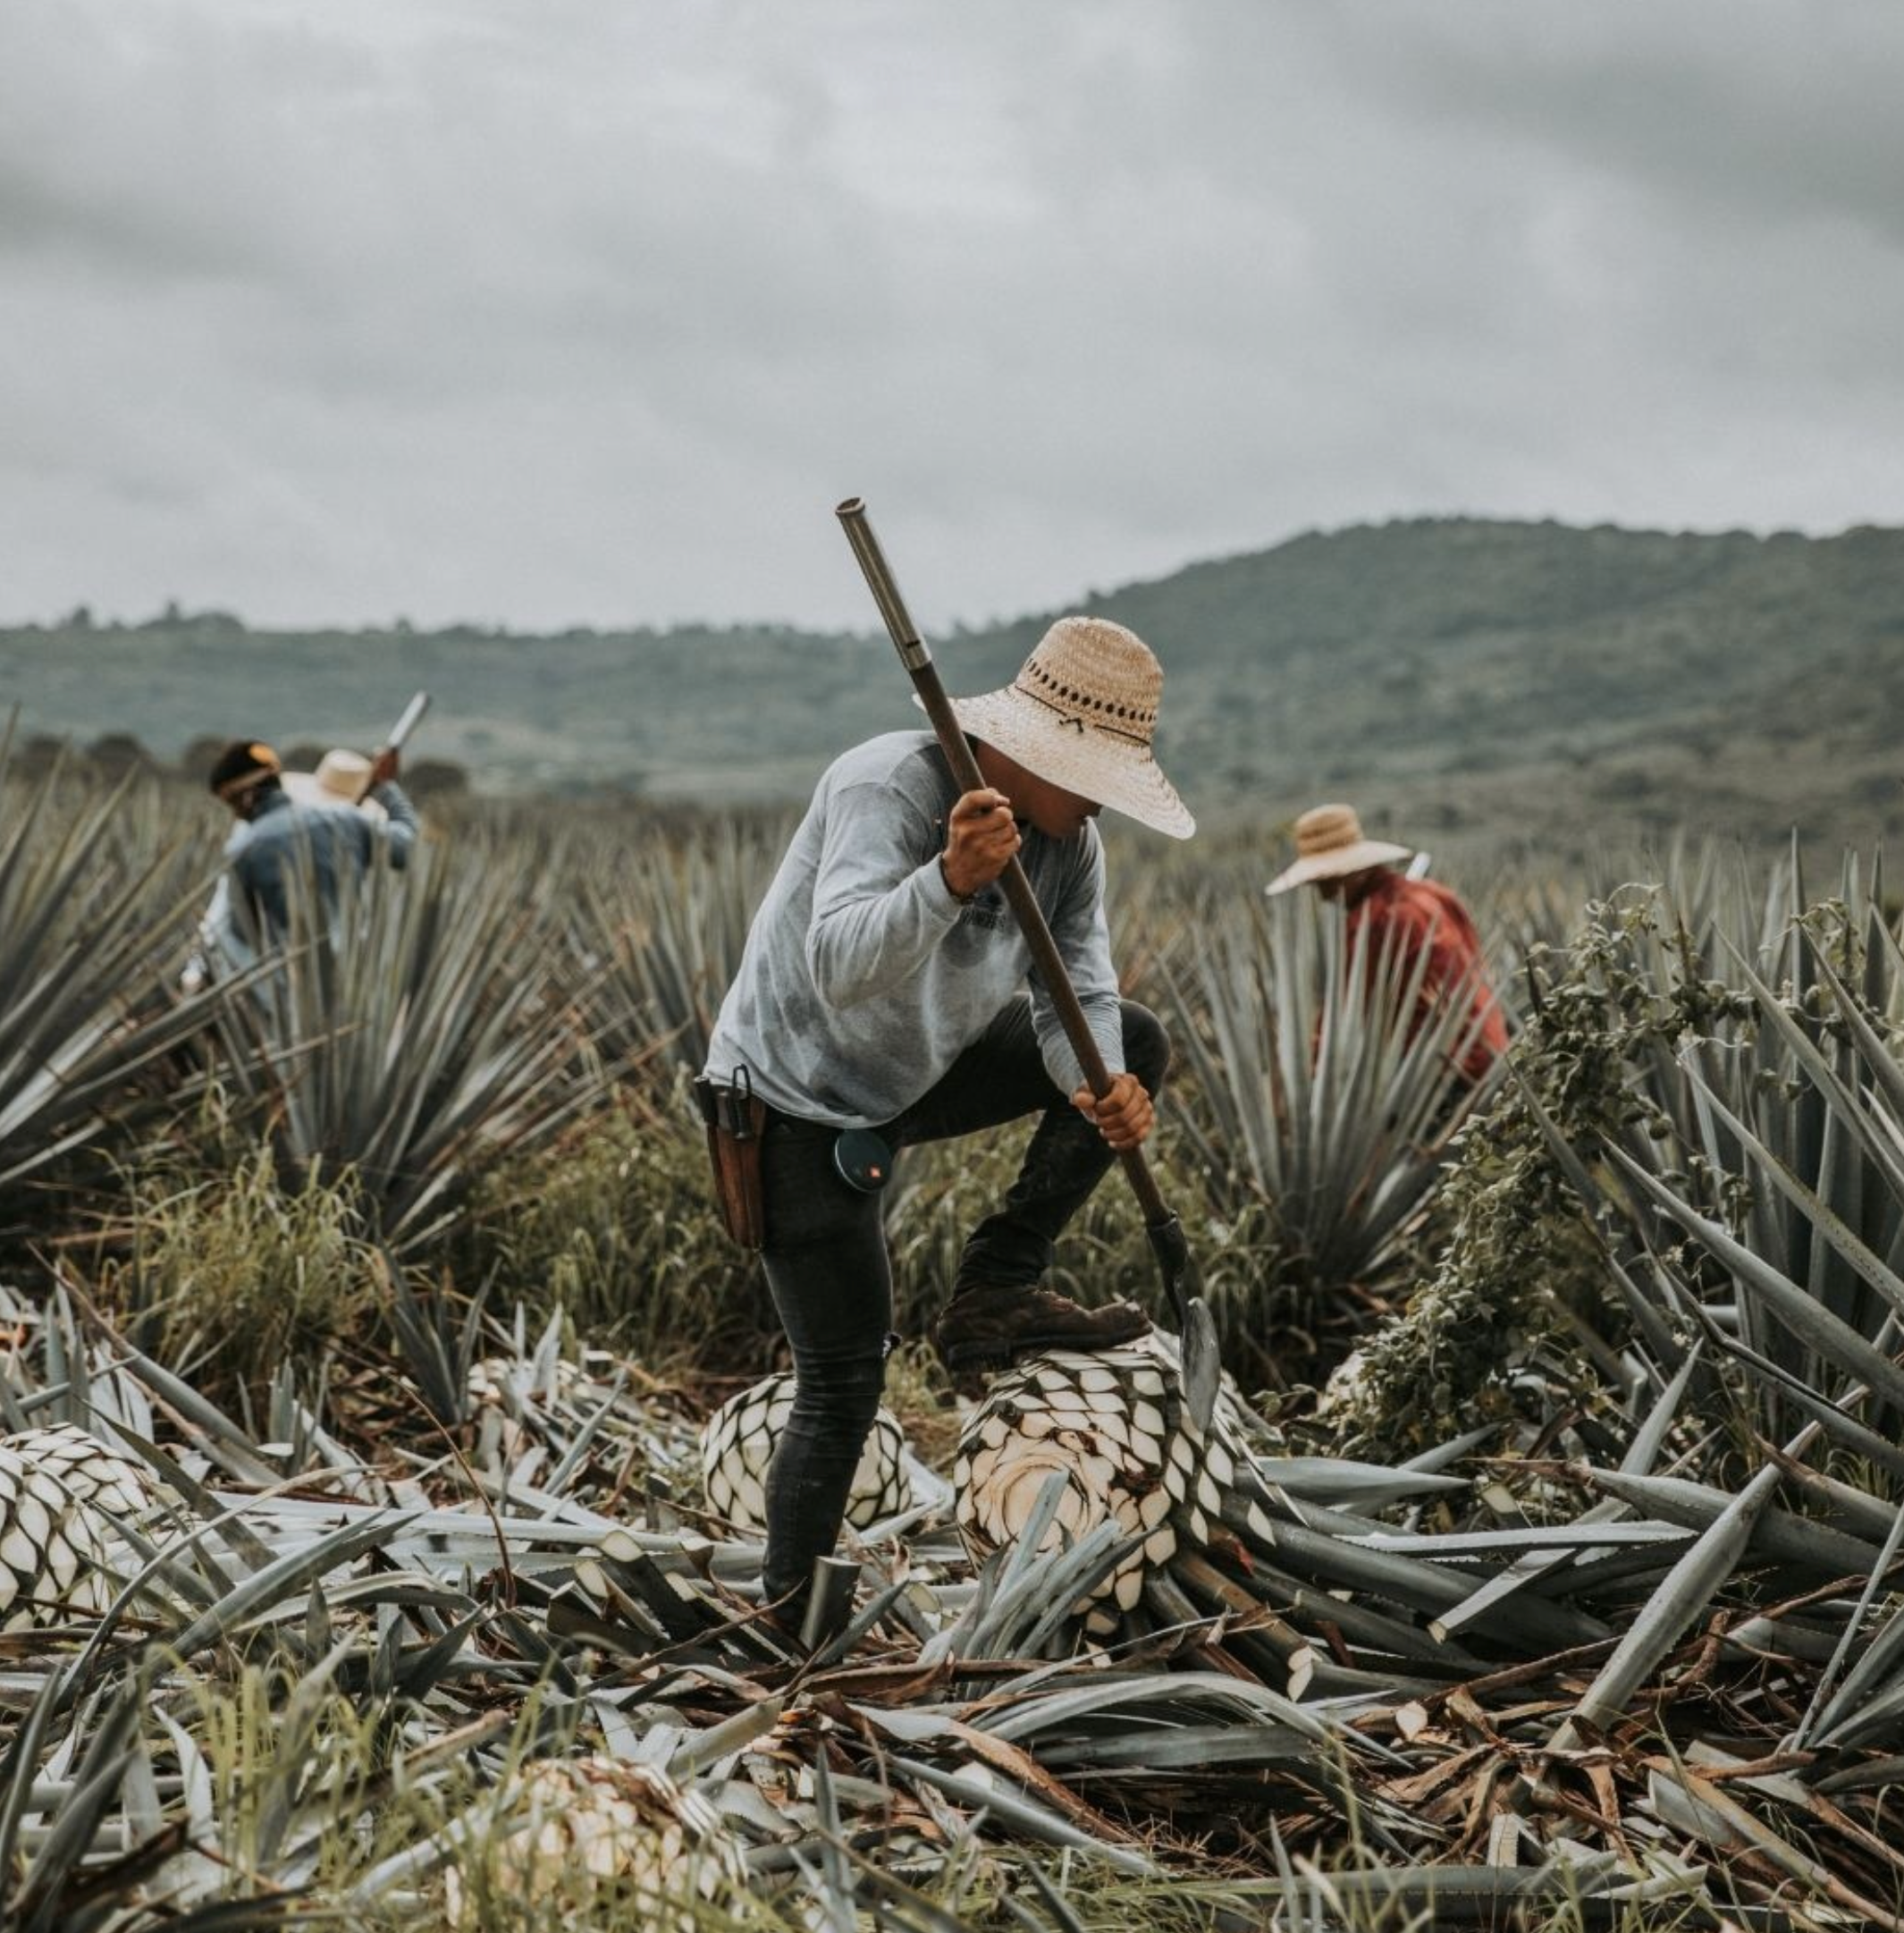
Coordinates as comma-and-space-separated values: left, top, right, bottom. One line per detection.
1266, 803, 1411, 893
930, 616, 1196, 839
282, 748, 387, 820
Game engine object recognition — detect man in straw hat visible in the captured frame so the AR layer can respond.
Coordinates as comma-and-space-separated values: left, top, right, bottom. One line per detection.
1268, 803, 1507, 1086
190, 738, 419, 984
701, 614, 1193, 1632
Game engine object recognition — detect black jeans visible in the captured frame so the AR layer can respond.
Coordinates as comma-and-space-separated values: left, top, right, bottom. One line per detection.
753, 994, 1168, 1608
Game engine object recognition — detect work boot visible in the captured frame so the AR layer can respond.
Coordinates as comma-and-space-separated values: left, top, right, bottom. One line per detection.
931, 1283, 1151, 1374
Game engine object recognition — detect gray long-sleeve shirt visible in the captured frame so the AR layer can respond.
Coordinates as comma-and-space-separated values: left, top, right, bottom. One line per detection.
703, 731, 1125, 1127
222, 782, 420, 950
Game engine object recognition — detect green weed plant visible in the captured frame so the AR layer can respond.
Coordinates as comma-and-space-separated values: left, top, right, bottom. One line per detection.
97, 1144, 377, 1405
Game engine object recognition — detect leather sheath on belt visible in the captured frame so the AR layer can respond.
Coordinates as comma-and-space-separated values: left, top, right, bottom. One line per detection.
693, 1072, 767, 1249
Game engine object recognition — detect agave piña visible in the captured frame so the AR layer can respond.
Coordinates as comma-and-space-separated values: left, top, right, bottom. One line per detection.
444, 1756, 748, 1930
954, 1334, 1267, 1641
699, 1370, 912, 1532
0, 1424, 165, 1630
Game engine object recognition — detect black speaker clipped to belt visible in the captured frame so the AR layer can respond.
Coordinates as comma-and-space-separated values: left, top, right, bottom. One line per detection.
832, 1128, 893, 1194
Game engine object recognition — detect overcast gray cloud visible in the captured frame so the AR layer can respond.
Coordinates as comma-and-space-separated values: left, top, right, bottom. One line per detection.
3, 0, 1901, 632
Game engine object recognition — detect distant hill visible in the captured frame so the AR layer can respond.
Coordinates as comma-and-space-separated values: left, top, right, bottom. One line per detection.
4, 518, 1900, 860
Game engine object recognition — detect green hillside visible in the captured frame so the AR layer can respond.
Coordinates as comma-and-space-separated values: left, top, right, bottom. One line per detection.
4, 517, 1900, 857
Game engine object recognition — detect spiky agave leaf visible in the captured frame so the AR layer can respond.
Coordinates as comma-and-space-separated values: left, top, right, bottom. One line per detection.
699, 1371, 912, 1532
1158, 888, 1502, 1376
209, 837, 610, 1249
0, 1425, 167, 1630
443, 1756, 749, 1931
1470, 855, 1904, 1462
0, 739, 230, 1194
577, 813, 785, 1083
953, 1337, 1554, 1684
468, 1352, 585, 1414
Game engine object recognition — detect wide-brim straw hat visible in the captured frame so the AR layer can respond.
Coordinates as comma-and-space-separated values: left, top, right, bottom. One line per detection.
930, 615, 1195, 839
1266, 803, 1411, 893
282, 748, 386, 819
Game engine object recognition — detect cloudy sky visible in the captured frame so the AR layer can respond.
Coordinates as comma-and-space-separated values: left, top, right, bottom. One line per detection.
4, 1, 1902, 633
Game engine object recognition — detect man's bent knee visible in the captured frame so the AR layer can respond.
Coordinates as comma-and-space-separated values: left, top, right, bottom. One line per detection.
786, 1354, 887, 1433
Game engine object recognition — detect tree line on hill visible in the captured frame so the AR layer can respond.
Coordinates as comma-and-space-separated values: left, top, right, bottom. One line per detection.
4, 515, 1900, 856
5, 729, 472, 800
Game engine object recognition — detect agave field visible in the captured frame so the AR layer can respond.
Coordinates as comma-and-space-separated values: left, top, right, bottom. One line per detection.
2, 741, 1902, 1930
